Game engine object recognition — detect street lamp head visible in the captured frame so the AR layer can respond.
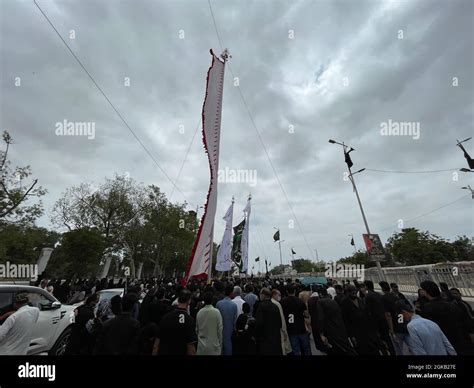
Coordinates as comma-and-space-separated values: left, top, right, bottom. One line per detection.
462, 187, 468, 189
328, 139, 336, 144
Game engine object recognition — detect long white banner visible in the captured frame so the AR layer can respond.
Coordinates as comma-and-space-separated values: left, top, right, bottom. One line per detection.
183, 50, 225, 283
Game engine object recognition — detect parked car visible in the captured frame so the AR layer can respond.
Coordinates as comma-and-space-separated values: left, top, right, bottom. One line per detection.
0, 285, 76, 355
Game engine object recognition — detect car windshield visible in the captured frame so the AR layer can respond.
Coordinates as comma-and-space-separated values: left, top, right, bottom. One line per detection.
98, 291, 121, 301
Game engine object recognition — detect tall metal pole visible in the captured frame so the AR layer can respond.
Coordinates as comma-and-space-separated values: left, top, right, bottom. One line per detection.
343, 146, 384, 280
278, 237, 283, 267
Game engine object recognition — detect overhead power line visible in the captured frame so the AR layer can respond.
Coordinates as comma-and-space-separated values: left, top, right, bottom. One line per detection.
207, 0, 316, 260
377, 194, 470, 233
33, 0, 192, 207
366, 168, 459, 174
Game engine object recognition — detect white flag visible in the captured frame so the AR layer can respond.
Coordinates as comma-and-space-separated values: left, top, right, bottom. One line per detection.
183, 50, 226, 284
241, 198, 251, 273
216, 201, 234, 272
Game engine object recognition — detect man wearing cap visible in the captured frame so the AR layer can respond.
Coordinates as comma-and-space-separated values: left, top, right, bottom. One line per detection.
0, 293, 40, 355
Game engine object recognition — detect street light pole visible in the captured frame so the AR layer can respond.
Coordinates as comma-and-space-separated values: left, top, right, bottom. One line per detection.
329, 139, 385, 280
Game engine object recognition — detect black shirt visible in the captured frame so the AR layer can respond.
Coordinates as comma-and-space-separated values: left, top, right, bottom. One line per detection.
381, 292, 408, 333
157, 308, 197, 355
281, 295, 307, 335
421, 298, 471, 354
98, 312, 141, 355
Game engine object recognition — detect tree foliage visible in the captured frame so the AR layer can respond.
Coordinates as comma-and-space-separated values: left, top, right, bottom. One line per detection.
0, 222, 59, 264
0, 131, 46, 224
385, 228, 459, 266
46, 228, 106, 278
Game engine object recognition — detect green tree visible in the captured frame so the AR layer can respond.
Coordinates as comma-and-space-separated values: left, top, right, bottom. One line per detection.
291, 258, 316, 273
451, 235, 474, 261
0, 131, 46, 223
269, 264, 286, 275
46, 228, 106, 278
337, 251, 376, 267
51, 175, 144, 258
385, 228, 456, 265
0, 222, 59, 264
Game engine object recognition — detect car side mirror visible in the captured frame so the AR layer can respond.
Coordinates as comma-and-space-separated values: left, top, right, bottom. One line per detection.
51, 301, 61, 310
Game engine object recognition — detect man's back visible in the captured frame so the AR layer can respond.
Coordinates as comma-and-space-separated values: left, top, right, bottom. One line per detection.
158, 308, 197, 355
255, 300, 282, 355
0, 305, 39, 355
407, 315, 456, 355
100, 313, 140, 355
365, 290, 385, 321
244, 292, 258, 316
196, 305, 222, 355
381, 292, 407, 333
216, 298, 237, 331
421, 298, 470, 354
281, 296, 306, 335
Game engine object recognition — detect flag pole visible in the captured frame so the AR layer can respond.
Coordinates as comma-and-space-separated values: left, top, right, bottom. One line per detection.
278, 232, 283, 267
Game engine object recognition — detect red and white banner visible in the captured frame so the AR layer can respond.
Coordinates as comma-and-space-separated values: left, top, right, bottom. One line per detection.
183, 50, 226, 284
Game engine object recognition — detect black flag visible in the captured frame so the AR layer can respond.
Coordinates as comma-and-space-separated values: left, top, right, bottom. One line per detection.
344, 147, 354, 169
255, 257, 260, 262
350, 237, 355, 246
273, 230, 280, 242
291, 248, 296, 255
458, 143, 474, 169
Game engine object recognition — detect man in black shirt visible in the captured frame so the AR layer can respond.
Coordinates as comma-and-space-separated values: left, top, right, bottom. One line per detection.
333, 284, 345, 305
390, 283, 410, 304
341, 285, 380, 355
364, 280, 394, 355
255, 288, 283, 355
95, 294, 141, 355
281, 285, 311, 355
156, 289, 197, 355
420, 281, 472, 355
380, 281, 409, 355
316, 288, 356, 355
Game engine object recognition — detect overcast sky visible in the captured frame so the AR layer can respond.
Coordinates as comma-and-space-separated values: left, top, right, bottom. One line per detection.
1, 0, 473, 269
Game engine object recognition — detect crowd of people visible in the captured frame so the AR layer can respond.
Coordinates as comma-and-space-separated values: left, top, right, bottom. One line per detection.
1, 275, 473, 356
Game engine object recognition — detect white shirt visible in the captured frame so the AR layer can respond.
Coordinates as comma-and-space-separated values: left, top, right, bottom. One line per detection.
0, 305, 40, 355
232, 296, 245, 316
327, 287, 336, 299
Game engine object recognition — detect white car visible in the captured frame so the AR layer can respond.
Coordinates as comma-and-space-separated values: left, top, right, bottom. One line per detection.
0, 285, 76, 355
96, 288, 124, 302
